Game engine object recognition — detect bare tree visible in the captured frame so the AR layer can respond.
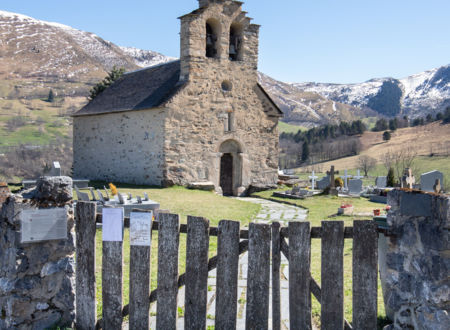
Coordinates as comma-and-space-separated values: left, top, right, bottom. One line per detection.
382, 147, 418, 182
357, 155, 377, 177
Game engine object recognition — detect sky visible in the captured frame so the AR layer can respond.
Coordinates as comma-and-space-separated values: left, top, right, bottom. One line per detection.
1, 0, 449, 83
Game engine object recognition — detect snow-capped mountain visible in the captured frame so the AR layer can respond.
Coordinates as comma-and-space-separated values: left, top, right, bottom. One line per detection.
0, 10, 171, 83
292, 65, 450, 119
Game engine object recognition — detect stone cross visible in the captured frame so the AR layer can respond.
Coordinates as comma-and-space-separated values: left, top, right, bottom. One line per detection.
341, 170, 352, 190
309, 171, 318, 190
354, 169, 364, 180
144, 192, 149, 201
403, 168, 415, 189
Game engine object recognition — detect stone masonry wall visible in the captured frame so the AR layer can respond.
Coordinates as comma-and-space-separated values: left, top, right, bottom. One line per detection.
167, 0, 279, 192
73, 109, 166, 186
0, 177, 75, 329
382, 189, 449, 329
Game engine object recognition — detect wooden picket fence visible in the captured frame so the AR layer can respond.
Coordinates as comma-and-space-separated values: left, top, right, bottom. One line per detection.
74, 201, 379, 330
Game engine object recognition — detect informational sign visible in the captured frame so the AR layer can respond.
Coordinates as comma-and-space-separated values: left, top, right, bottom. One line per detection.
102, 208, 124, 242
21, 208, 67, 243
130, 211, 152, 246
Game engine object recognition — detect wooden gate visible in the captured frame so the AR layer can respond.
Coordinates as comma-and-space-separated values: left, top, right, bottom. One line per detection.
75, 201, 378, 329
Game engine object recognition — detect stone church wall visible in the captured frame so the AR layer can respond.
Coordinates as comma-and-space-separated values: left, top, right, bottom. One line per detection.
73, 109, 166, 186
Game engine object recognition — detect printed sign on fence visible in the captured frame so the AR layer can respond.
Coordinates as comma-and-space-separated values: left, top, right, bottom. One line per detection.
130, 211, 152, 246
102, 207, 124, 241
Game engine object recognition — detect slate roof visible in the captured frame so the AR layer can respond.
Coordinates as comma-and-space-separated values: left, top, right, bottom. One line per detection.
73, 59, 283, 118
73, 60, 183, 117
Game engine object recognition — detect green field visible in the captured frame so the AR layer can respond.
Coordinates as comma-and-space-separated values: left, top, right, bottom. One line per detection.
278, 121, 307, 134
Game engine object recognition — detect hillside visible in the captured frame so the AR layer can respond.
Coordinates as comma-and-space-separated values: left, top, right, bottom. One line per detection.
300, 121, 450, 173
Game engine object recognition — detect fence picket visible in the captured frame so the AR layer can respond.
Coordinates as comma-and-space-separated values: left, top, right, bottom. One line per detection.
289, 221, 311, 329
246, 223, 271, 329
215, 220, 240, 330
156, 213, 180, 330
75, 202, 97, 330
129, 211, 152, 330
185, 216, 210, 329
353, 220, 378, 329
271, 222, 281, 330
321, 221, 345, 330
102, 240, 123, 329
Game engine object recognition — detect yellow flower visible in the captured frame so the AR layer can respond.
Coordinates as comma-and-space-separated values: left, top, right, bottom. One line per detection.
109, 183, 118, 196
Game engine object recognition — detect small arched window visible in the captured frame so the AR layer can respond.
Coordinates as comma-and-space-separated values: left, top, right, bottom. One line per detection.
229, 23, 243, 61
206, 19, 221, 58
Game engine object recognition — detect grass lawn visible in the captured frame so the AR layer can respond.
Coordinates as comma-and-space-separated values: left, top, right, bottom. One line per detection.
253, 189, 388, 328
278, 121, 307, 134
80, 184, 260, 318
79, 183, 389, 328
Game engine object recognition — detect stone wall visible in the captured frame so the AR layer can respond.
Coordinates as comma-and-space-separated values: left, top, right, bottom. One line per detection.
0, 177, 75, 329
381, 189, 449, 329
167, 0, 280, 193
73, 109, 166, 186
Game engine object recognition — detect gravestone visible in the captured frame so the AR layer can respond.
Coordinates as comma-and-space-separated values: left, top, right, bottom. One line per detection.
117, 193, 125, 204
75, 186, 90, 201
45, 161, 61, 177
348, 179, 363, 195
309, 171, 318, 190
354, 169, 364, 180
375, 176, 387, 188
137, 196, 142, 204
89, 187, 97, 201
420, 170, 444, 192
0, 182, 10, 204
401, 168, 415, 189
144, 192, 149, 201
127, 192, 132, 200
341, 169, 352, 190
97, 189, 105, 203
292, 186, 301, 195
326, 166, 339, 195
317, 175, 330, 190
103, 186, 110, 200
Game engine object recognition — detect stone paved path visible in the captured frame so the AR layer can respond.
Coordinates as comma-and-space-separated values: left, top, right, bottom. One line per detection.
147, 197, 307, 329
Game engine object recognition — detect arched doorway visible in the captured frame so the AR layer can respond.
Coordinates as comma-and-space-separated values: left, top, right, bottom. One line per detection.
220, 153, 233, 195
219, 139, 242, 196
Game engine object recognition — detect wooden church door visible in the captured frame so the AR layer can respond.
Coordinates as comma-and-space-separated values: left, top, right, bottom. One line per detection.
220, 153, 233, 196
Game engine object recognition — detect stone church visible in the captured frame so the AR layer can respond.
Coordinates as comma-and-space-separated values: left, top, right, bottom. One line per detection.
73, 0, 282, 196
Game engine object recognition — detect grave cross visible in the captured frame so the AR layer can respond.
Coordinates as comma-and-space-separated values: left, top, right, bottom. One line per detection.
354, 169, 364, 180
341, 170, 352, 190
326, 166, 336, 189
405, 168, 415, 189
309, 171, 318, 190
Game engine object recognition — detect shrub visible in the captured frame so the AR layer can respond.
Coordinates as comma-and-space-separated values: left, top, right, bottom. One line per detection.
383, 131, 391, 141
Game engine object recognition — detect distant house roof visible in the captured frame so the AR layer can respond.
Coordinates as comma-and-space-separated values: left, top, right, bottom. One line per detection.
73, 59, 283, 118
72, 60, 183, 117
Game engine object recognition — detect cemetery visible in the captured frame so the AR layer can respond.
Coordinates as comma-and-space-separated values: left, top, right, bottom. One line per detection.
0, 0, 448, 329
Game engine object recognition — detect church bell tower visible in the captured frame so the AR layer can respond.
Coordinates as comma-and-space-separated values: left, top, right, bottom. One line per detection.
178, 0, 260, 81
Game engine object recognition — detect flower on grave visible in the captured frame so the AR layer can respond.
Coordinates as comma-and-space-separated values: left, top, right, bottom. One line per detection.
335, 177, 344, 188
109, 183, 118, 196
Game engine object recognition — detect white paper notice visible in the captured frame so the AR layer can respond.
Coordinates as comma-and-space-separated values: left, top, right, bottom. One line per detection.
130, 211, 152, 246
102, 208, 124, 242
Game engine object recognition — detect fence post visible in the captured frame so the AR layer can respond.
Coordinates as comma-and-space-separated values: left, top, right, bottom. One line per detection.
353, 220, 378, 329
75, 201, 97, 330
102, 229, 124, 329
321, 221, 344, 330
156, 213, 180, 330
129, 212, 153, 330
271, 222, 281, 330
215, 220, 240, 330
185, 216, 210, 329
289, 221, 311, 330
246, 223, 271, 329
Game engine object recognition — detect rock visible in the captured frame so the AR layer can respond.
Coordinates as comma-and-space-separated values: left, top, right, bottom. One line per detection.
247, 184, 277, 195
36, 302, 49, 310
187, 181, 215, 191
31, 310, 62, 330
41, 258, 74, 277
35, 176, 73, 203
